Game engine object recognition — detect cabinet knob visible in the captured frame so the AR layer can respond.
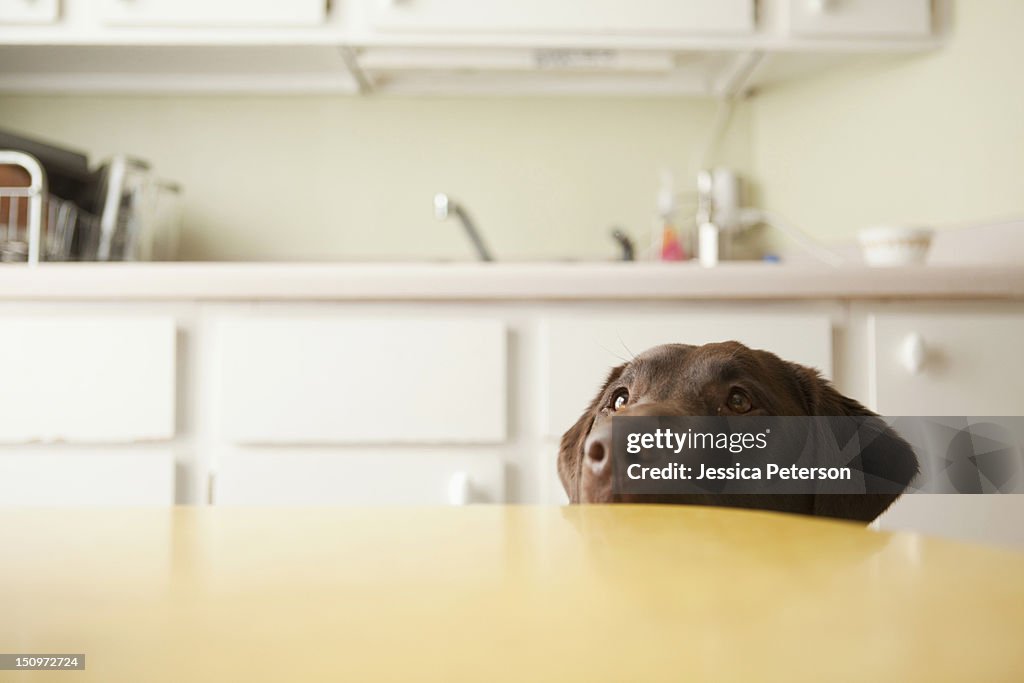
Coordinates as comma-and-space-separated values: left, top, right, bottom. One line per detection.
901, 332, 927, 374
448, 471, 471, 505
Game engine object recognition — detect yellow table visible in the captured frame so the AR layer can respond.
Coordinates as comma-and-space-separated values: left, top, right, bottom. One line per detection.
1, 506, 1022, 682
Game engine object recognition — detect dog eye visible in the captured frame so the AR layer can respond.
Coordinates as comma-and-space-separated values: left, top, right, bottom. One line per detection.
727, 389, 752, 414
610, 388, 629, 411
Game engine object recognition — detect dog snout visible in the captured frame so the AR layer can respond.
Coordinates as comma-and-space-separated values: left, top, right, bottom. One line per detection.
585, 404, 681, 478
583, 422, 612, 476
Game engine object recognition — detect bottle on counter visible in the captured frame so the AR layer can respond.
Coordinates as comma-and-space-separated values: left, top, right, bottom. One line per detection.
654, 169, 686, 261
696, 169, 719, 268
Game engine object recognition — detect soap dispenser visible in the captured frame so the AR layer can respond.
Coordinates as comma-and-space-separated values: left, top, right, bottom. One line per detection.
655, 170, 685, 261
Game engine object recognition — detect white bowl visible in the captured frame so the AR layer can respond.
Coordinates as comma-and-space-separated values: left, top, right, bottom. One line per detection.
857, 226, 934, 267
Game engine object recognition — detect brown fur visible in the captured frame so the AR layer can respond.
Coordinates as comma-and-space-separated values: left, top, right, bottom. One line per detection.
558, 342, 919, 523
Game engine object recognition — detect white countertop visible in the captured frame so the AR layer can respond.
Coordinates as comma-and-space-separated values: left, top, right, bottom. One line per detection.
1, 262, 1023, 301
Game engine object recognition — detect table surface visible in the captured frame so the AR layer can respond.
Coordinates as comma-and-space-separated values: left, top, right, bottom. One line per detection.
1, 505, 1023, 682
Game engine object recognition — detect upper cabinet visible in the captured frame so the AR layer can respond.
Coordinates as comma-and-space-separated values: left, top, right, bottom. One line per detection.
98, 0, 329, 28
787, 0, 931, 38
367, 0, 754, 36
0, 0, 942, 95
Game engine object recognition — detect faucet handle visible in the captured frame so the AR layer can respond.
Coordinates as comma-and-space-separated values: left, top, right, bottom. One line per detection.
610, 227, 635, 262
433, 193, 450, 220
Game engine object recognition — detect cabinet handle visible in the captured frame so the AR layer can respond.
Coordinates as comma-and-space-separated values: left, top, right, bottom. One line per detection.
901, 332, 927, 374
806, 0, 833, 13
448, 471, 471, 505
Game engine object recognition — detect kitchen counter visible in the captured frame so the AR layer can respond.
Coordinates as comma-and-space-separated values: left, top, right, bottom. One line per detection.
2, 505, 1022, 682
1, 262, 1023, 301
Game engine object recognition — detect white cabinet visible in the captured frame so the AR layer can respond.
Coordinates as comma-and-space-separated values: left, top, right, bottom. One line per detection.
369, 0, 754, 35
0, 450, 175, 505
869, 311, 1024, 415
868, 308, 1024, 548
214, 450, 504, 505
0, 0, 59, 24
876, 495, 1024, 550
0, 0, 940, 95
0, 317, 176, 443
541, 313, 833, 438
216, 317, 507, 444
787, 0, 931, 38
98, 0, 328, 28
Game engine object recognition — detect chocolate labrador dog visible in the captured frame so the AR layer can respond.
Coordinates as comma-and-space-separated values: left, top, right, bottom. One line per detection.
558, 341, 919, 523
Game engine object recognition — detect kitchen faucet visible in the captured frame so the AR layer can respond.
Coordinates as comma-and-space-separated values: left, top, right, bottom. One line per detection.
433, 193, 494, 262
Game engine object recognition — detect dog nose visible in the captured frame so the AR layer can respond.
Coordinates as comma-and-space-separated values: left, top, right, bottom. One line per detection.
584, 424, 613, 476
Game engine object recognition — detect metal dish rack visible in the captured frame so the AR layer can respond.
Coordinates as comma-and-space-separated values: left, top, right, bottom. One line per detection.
1, 150, 181, 264
1, 151, 47, 263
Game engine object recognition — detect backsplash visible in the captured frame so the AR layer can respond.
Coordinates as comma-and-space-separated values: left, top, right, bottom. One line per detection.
748, 0, 1024, 244
0, 95, 751, 261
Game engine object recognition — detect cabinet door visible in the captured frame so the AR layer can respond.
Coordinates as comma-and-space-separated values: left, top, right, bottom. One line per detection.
871, 311, 1024, 548
0, 0, 59, 24
0, 450, 175, 505
214, 451, 504, 505
216, 317, 506, 444
99, 0, 327, 27
0, 317, 176, 443
876, 495, 1024, 549
788, 0, 930, 38
370, 0, 754, 35
869, 312, 1024, 415
542, 313, 832, 438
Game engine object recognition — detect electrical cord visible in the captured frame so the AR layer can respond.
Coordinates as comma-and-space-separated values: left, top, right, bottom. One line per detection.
689, 98, 736, 177
738, 208, 846, 267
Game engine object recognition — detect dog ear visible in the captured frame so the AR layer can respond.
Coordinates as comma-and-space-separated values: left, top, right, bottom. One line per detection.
558, 364, 625, 503
787, 362, 920, 523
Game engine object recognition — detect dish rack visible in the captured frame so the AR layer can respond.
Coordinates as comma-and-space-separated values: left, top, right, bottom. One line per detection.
0, 150, 181, 264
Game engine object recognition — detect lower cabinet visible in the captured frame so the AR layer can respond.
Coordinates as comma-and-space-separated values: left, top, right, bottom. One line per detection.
869, 310, 1024, 415
0, 316, 177, 443
0, 0, 59, 23
0, 302, 1018, 547
875, 495, 1024, 549
0, 450, 176, 505
867, 307, 1024, 547
213, 451, 505, 505
216, 317, 507, 444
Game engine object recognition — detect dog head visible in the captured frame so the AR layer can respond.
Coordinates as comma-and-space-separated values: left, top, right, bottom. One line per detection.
558, 341, 918, 522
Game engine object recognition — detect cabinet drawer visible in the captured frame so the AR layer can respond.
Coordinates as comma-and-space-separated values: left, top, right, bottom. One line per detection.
788, 0, 930, 38
0, 0, 59, 24
216, 318, 506, 444
0, 317, 176, 443
371, 0, 753, 35
542, 313, 832, 437
214, 451, 504, 505
0, 450, 175, 505
870, 312, 1024, 415
99, 0, 327, 27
